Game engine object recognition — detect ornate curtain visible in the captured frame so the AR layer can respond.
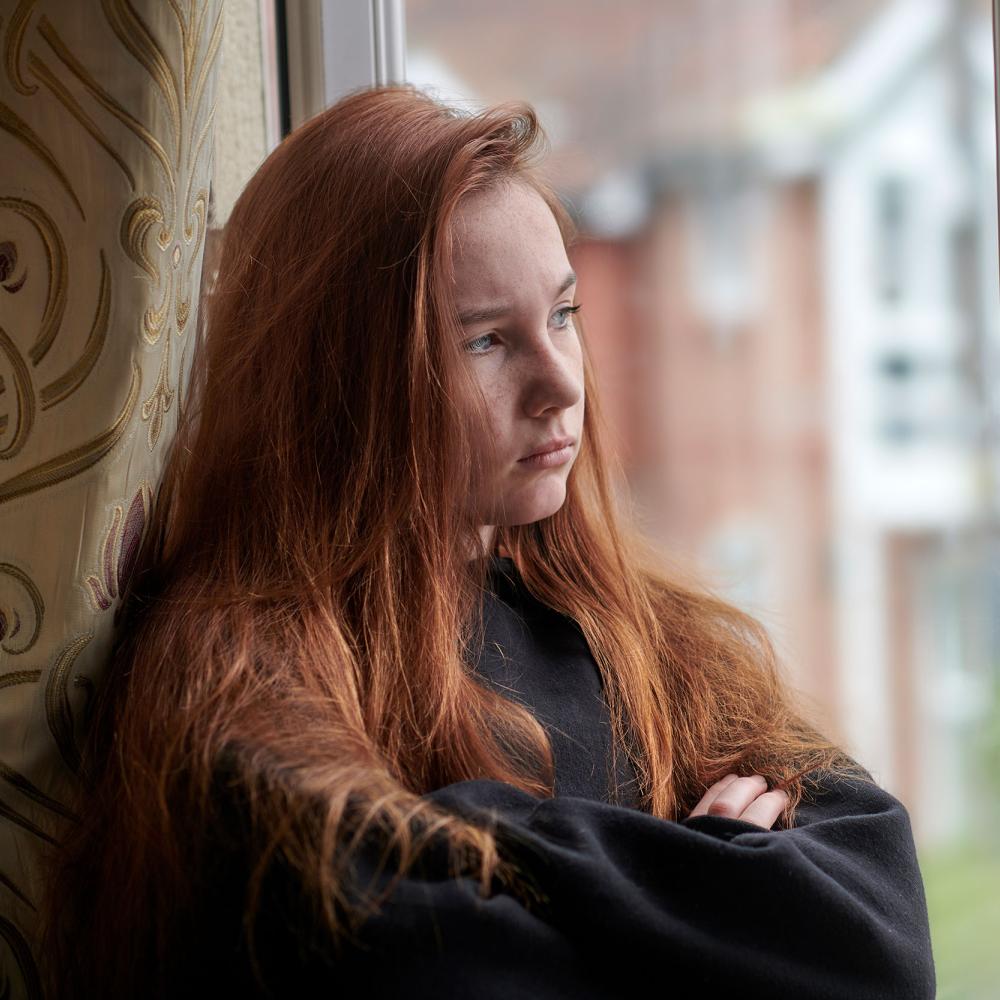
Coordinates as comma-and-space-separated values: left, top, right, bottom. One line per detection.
0, 2, 222, 995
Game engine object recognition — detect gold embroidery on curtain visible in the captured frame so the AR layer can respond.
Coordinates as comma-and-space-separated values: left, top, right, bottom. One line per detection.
0, 763, 77, 822
0, 562, 42, 654
0, 99, 83, 218
26, 50, 137, 190
0, 198, 68, 368
37, 16, 175, 202
4, 1, 38, 98
0, 360, 140, 504
44, 631, 93, 775
40, 249, 110, 409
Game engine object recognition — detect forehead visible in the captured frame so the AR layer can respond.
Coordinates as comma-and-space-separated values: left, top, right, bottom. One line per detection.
448, 181, 571, 303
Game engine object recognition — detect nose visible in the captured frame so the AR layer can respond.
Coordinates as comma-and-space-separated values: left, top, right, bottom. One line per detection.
520, 335, 583, 418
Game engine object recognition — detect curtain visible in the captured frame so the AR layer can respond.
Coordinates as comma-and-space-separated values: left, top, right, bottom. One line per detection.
0, 2, 223, 995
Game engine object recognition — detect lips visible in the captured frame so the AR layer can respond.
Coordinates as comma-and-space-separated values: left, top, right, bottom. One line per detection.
519, 436, 575, 460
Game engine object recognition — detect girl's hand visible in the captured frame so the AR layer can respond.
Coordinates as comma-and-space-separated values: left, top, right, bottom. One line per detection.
686, 773, 788, 830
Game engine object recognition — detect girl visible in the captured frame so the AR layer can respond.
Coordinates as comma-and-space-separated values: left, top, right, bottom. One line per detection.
37, 84, 935, 998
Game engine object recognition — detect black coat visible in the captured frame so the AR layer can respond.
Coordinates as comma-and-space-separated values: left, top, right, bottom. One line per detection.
178, 557, 936, 998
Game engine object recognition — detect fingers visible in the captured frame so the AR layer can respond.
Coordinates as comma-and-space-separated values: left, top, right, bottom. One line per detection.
738, 789, 789, 830
687, 774, 789, 830
686, 773, 740, 818
705, 775, 769, 820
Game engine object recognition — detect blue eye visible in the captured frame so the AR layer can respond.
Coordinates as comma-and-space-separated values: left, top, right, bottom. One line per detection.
463, 304, 582, 355
464, 333, 496, 355
554, 304, 582, 328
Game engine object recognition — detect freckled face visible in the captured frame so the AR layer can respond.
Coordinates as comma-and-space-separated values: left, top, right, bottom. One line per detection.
449, 179, 585, 532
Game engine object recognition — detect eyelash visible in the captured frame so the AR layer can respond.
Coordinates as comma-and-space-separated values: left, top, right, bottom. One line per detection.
464, 304, 582, 355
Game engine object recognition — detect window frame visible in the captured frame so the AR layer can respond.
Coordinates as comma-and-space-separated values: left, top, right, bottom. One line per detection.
280, 0, 406, 134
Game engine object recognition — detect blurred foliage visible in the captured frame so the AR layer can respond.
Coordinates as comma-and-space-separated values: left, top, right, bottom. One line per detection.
972, 685, 1000, 804
920, 837, 1000, 999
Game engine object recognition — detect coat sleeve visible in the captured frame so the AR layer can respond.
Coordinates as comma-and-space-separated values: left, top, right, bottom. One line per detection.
214, 765, 937, 1000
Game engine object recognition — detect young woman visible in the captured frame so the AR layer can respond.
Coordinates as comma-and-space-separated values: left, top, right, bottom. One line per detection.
37, 84, 935, 998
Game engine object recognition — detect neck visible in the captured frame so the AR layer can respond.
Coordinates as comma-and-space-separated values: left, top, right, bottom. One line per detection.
478, 524, 496, 552
470, 525, 511, 561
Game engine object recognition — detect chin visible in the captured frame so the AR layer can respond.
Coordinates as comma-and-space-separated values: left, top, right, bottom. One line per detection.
506, 479, 570, 526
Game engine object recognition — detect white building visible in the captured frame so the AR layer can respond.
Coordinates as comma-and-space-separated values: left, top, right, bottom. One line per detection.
750, 0, 999, 844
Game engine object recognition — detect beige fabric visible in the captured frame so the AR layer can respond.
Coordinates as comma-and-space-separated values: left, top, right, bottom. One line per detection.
0, 2, 222, 994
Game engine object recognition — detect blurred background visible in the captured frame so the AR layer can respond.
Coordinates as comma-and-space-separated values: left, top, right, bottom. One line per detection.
212, 1, 1000, 994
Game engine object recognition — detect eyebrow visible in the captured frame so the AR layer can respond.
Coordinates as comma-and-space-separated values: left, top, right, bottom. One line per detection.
457, 271, 577, 326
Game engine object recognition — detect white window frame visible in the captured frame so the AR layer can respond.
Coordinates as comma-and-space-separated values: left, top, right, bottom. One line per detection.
276, 0, 1000, 285
283, 0, 406, 131
993, 0, 999, 288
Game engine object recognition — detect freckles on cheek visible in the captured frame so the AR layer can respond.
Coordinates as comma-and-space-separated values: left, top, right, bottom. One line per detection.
489, 392, 515, 443
471, 392, 504, 451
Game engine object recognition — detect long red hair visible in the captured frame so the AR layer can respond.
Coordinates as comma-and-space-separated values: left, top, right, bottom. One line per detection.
37, 83, 871, 998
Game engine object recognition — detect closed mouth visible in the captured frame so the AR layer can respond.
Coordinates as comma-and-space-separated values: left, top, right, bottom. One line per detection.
519, 437, 575, 460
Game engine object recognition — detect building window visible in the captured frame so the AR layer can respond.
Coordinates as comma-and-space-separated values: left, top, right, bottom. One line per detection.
876, 175, 909, 305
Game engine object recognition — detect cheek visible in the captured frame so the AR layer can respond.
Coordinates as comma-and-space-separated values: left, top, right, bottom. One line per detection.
467, 383, 511, 471
475, 374, 513, 435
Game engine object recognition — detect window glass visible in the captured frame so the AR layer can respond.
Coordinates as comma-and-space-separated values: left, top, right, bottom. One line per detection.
406, 2, 1000, 993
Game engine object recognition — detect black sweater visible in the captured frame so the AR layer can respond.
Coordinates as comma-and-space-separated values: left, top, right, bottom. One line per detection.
182, 556, 936, 999
471, 555, 642, 808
